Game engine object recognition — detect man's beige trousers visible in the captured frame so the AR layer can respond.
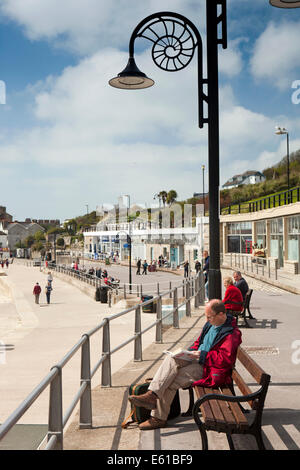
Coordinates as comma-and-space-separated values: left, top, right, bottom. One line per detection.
149, 355, 203, 421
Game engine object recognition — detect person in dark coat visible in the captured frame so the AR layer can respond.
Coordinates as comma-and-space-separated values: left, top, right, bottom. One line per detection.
33, 282, 42, 304
136, 259, 141, 275
233, 271, 249, 301
195, 260, 201, 273
184, 261, 189, 278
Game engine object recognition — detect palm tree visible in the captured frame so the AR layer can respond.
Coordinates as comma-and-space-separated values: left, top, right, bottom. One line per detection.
166, 190, 178, 206
158, 191, 168, 207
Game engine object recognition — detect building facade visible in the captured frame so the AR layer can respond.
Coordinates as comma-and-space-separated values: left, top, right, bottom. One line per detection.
221, 201, 300, 274
83, 216, 209, 267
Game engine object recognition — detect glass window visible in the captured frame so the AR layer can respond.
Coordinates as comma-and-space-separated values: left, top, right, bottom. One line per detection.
227, 222, 252, 253
228, 236, 240, 253
288, 235, 299, 262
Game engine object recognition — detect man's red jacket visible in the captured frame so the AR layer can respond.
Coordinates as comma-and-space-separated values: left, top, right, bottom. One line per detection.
222, 285, 244, 312
189, 314, 242, 388
33, 284, 41, 295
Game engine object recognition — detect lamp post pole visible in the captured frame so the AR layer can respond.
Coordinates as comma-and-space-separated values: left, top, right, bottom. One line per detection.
109, 1, 227, 300
275, 126, 290, 194
202, 165, 205, 214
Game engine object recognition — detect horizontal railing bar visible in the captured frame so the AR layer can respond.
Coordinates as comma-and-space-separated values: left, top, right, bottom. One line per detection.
63, 382, 87, 428
110, 335, 136, 355
55, 336, 87, 369
91, 355, 107, 379
0, 367, 58, 441
86, 320, 107, 337
45, 434, 58, 450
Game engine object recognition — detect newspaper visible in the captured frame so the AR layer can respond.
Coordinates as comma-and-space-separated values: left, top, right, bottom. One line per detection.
163, 348, 196, 362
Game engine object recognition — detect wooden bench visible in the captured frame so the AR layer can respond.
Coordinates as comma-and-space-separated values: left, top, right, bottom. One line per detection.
226, 289, 255, 328
185, 346, 271, 450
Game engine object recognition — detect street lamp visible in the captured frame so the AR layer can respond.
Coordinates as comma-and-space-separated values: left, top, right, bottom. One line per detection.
202, 164, 205, 214
117, 231, 132, 294
275, 126, 290, 193
109, 3, 227, 300
269, 0, 300, 8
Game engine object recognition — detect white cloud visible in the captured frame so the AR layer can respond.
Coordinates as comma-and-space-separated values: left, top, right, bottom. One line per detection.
0, 0, 206, 55
250, 20, 300, 89
1, 47, 297, 218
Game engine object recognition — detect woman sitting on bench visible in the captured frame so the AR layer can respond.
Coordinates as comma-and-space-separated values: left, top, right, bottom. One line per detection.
222, 276, 244, 316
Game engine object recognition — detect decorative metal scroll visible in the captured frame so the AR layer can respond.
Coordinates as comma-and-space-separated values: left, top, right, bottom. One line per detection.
135, 16, 198, 72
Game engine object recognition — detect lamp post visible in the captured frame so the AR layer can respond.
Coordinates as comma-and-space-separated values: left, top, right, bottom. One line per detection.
117, 231, 132, 293
109, 3, 227, 300
202, 164, 205, 214
275, 126, 290, 193
269, 0, 300, 8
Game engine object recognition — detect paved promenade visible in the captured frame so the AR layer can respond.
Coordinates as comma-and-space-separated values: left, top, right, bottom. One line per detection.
1, 261, 300, 450
0, 262, 171, 427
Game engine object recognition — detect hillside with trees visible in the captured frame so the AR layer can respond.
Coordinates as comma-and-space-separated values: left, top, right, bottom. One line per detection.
219, 148, 300, 208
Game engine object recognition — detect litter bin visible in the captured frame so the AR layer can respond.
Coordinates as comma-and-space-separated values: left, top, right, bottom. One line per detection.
141, 295, 156, 313
95, 287, 101, 301
100, 286, 108, 303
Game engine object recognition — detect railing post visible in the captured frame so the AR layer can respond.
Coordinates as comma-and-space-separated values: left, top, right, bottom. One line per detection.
169, 281, 172, 299
194, 276, 199, 309
101, 318, 112, 387
134, 305, 142, 361
173, 287, 179, 328
79, 335, 92, 429
186, 280, 191, 317
155, 296, 162, 343
140, 284, 143, 300
123, 284, 126, 300
48, 366, 63, 450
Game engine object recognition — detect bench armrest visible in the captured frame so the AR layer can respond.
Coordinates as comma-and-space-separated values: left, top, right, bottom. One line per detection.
192, 387, 264, 415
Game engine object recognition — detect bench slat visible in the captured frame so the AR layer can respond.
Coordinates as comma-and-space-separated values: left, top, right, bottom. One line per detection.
237, 347, 265, 384
211, 388, 237, 430
195, 387, 216, 427
231, 369, 255, 409
203, 387, 225, 428
221, 386, 249, 431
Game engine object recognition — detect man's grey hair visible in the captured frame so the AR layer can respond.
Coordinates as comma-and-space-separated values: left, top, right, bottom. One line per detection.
233, 270, 242, 277
209, 299, 226, 314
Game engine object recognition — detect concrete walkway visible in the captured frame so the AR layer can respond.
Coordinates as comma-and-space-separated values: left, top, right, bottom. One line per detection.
0, 263, 163, 426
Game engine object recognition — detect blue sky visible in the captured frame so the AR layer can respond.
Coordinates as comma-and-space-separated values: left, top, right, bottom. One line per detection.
0, 0, 300, 221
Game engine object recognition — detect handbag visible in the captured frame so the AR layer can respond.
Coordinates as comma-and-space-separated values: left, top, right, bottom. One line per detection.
122, 378, 181, 428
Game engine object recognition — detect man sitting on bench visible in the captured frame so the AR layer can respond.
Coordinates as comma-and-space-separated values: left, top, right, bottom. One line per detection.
128, 299, 242, 430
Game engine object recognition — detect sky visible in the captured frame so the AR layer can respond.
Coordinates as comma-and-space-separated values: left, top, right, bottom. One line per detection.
0, 0, 300, 222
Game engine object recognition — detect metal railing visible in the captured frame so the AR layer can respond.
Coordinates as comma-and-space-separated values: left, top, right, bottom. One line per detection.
221, 186, 300, 215
221, 253, 279, 281
0, 273, 205, 450
46, 262, 192, 299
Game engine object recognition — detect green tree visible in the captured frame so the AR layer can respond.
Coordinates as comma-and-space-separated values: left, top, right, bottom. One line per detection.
166, 190, 178, 206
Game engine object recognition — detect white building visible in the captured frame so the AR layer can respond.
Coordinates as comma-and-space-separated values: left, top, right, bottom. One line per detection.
83, 216, 209, 267
222, 170, 266, 190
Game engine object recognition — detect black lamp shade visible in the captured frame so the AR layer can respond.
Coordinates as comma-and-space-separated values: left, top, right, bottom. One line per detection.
269, 0, 300, 8
109, 58, 154, 89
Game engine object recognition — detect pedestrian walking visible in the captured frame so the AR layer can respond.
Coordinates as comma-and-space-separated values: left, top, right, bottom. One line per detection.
184, 261, 189, 278
5, 259, 9, 268
195, 260, 201, 274
136, 258, 141, 275
142, 260, 148, 275
33, 282, 42, 304
45, 281, 53, 304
